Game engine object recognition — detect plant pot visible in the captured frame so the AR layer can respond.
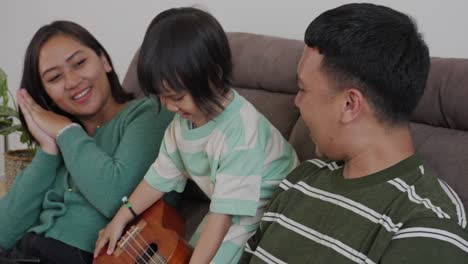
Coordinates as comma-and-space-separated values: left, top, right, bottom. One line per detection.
3, 149, 33, 190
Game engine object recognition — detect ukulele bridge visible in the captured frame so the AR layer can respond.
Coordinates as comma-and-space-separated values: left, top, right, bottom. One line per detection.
115, 220, 148, 256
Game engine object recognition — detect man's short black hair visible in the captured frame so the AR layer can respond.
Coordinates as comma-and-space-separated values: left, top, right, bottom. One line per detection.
305, 3, 430, 124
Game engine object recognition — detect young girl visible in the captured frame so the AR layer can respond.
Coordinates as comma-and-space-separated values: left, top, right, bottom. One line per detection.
0, 21, 174, 263
94, 7, 298, 263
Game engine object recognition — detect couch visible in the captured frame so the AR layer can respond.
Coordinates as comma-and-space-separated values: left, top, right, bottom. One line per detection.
123, 32, 468, 238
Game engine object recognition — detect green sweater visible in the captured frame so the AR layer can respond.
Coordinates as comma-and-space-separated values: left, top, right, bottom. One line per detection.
241, 155, 468, 263
0, 97, 174, 253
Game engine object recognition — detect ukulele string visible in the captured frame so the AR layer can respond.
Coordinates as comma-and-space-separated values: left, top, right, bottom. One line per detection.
129, 231, 160, 264
135, 232, 167, 264
121, 233, 144, 264
121, 246, 139, 264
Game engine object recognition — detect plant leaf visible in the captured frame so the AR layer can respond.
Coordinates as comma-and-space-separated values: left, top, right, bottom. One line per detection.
0, 124, 22, 135
0, 68, 8, 107
0, 105, 19, 118
0, 118, 14, 127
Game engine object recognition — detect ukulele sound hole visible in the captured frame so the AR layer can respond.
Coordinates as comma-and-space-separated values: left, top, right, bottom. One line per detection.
136, 243, 159, 264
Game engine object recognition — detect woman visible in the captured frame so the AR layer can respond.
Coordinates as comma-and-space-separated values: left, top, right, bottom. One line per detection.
0, 21, 174, 263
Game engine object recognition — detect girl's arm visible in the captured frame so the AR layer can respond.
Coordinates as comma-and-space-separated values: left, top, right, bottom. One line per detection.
189, 213, 232, 264
93, 180, 164, 257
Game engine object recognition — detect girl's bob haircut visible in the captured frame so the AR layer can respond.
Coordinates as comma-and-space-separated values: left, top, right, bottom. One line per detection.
137, 7, 232, 118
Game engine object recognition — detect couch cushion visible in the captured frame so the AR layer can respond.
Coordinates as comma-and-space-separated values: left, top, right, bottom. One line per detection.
228, 32, 303, 94
288, 117, 316, 161
410, 122, 468, 208
409, 58, 468, 213
235, 87, 299, 139
411, 58, 468, 131
122, 49, 144, 98
123, 32, 468, 225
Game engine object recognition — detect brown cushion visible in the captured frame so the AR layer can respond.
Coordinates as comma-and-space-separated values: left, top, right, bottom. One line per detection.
122, 32, 468, 224
235, 87, 299, 139
122, 49, 144, 98
411, 58, 468, 131
229, 32, 303, 94
410, 122, 468, 208
288, 117, 316, 161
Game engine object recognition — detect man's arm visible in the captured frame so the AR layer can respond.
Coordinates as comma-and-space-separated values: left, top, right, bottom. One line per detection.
380, 219, 468, 263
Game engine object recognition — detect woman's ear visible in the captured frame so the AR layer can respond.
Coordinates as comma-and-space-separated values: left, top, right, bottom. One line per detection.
341, 88, 364, 124
100, 54, 112, 73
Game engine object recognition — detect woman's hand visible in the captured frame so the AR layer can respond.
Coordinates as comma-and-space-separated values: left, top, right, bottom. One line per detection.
17, 89, 72, 138
94, 218, 127, 258
16, 89, 60, 154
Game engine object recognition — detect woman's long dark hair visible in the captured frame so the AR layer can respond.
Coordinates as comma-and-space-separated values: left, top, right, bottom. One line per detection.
20, 20, 134, 141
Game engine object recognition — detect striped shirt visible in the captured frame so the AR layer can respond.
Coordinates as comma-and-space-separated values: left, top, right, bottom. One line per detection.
241, 155, 468, 263
145, 91, 299, 263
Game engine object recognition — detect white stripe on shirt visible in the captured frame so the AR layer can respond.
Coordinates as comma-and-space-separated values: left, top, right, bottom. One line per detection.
279, 178, 294, 191
212, 173, 261, 200
438, 179, 467, 228
393, 227, 468, 253
238, 103, 259, 150
388, 178, 451, 219
280, 179, 402, 233
262, 212, 376, 264
306, 159, 342, 171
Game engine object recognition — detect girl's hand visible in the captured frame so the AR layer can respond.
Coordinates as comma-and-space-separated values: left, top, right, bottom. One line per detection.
16, 89, 58, 154
94, 181, 165, 258
94, 218, 127, 258
17, 89, 72, 139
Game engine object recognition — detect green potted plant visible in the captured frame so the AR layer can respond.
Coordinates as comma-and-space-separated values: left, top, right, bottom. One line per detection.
0, 67, 35, 190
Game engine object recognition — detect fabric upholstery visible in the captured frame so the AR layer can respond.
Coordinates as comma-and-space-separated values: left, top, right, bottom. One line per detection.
123, 32, 468, 236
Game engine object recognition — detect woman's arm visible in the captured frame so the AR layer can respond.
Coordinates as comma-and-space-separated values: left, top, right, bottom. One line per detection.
18, 91, 174, 217
190, 213, 232, 264
57, 99, 173, 217
0, 150, 60, 249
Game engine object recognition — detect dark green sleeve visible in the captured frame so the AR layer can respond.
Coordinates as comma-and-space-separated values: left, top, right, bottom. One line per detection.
240, 179, 291, 263
240, 162, 326, 263
0, 150, 61, 249
56, 100, 174, 218
380, 218, 468, 263
239, 207, 269, 263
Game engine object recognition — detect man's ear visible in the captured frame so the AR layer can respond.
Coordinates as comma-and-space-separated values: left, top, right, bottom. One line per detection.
341, 88, 364, 123
100, 54, 112, 73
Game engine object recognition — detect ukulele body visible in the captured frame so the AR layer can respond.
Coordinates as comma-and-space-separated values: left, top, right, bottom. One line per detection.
94, 200, 193, 264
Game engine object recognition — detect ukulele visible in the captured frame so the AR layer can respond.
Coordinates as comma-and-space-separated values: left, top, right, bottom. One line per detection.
94, 200, 193, 264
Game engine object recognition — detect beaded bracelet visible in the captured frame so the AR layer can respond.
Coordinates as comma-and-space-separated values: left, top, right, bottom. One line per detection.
121, 196, 139, 219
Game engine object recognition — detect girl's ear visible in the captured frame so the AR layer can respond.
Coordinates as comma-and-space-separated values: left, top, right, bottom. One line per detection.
100, 54, 112, 73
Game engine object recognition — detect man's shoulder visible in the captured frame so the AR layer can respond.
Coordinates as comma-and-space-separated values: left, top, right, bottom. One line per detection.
387, 216, 468, 261
397, 166, 467, 229
282, 158, 341, 184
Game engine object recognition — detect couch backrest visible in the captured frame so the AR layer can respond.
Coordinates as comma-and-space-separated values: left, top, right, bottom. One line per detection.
123, 32, 468, 212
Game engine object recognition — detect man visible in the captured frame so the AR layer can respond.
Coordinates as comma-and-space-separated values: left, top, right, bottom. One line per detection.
241, 3, 468, 263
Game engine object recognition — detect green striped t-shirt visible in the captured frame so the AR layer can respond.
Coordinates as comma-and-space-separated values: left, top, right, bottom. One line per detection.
145, 91, 299, 263
241, 155, 468, 263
